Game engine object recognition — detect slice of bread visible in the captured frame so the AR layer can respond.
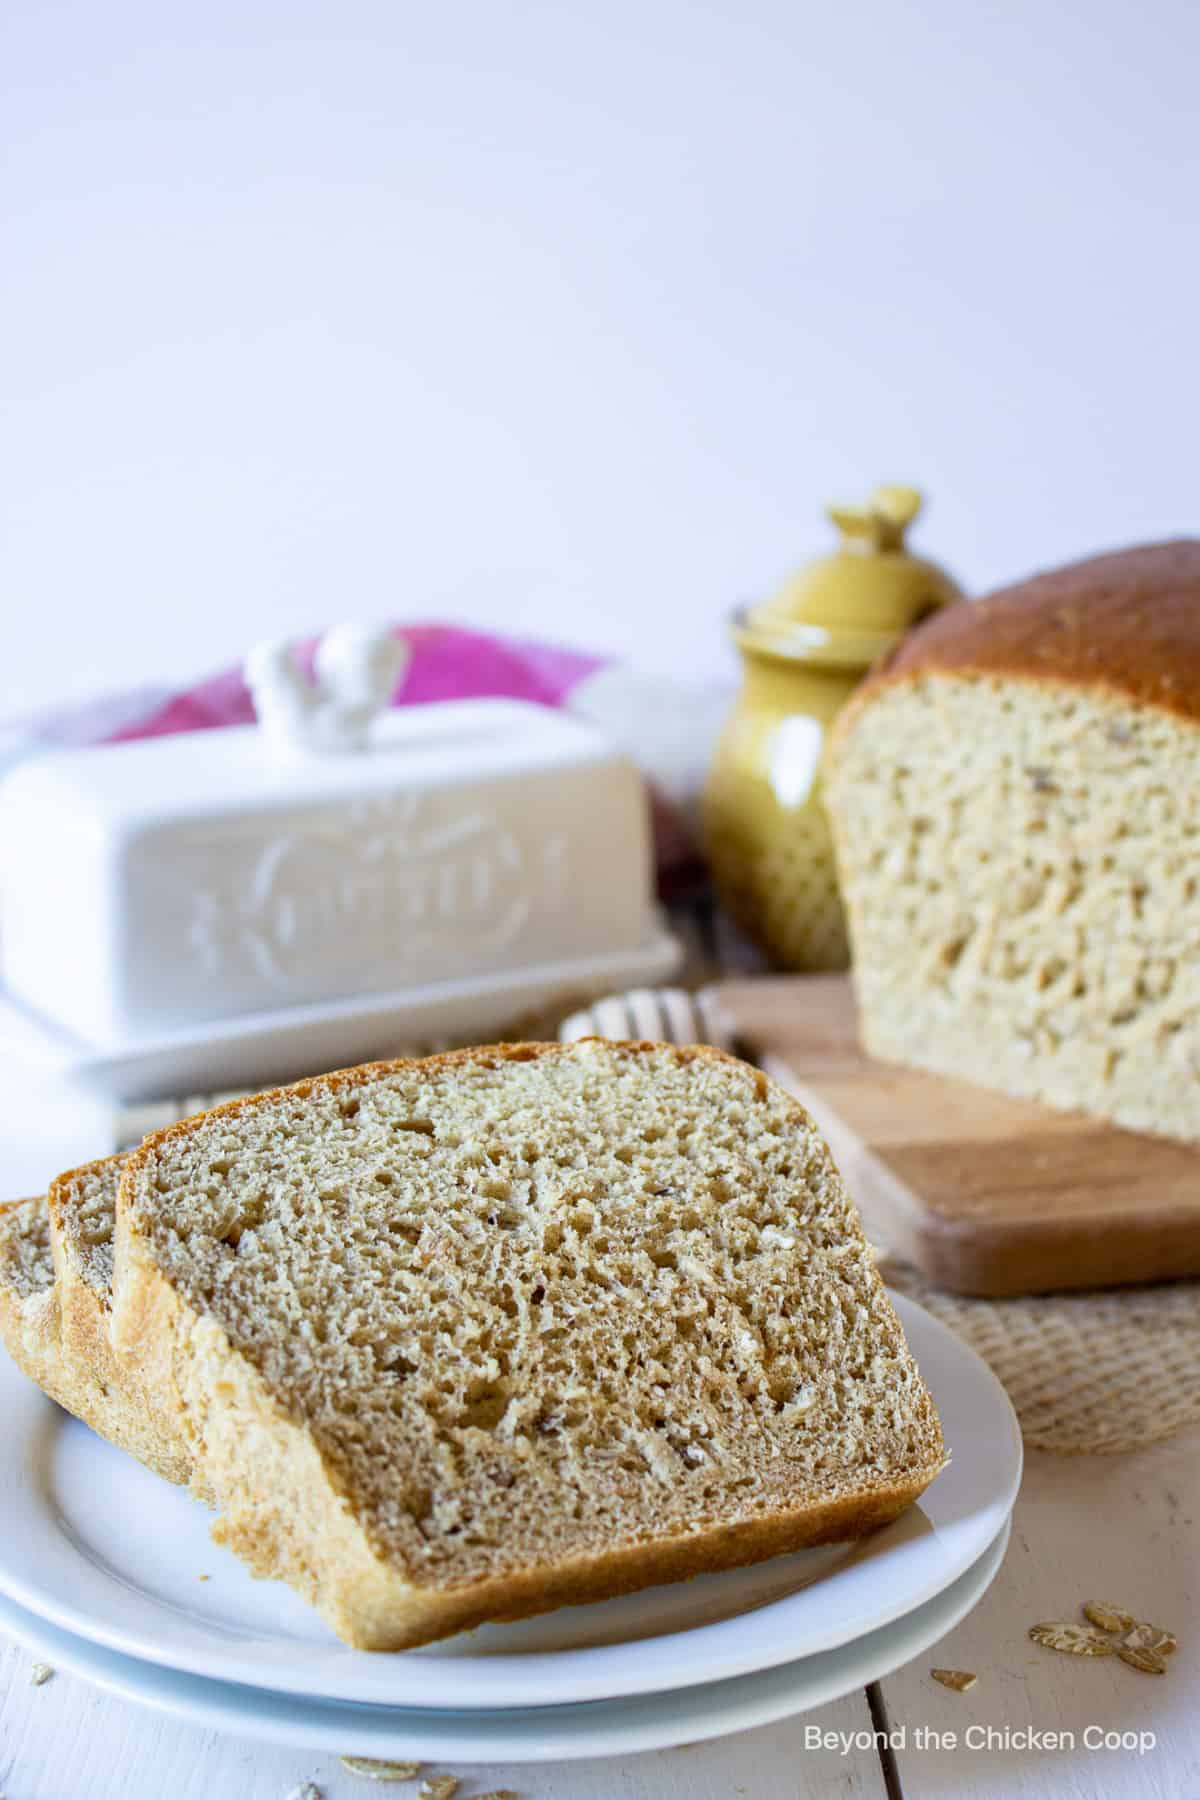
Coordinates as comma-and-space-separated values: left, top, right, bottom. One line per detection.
0, 1196, 66, 1400
1, 1186, 187, 1482
47, 1158, 192, 1485
113, 1039, 945, 1650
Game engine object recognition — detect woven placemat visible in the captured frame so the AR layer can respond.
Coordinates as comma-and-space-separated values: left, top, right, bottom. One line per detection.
878, 1260, 1200, 1455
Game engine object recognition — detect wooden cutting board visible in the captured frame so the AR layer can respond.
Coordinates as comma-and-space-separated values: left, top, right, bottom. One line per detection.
709, 973, 1200, 1297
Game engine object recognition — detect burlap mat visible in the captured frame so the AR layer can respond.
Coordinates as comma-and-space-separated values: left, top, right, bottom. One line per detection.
877, 1259, 1200, 1455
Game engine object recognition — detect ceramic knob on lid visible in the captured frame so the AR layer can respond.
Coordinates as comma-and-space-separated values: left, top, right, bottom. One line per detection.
704, 487, 963, 971
244, 623, 409, 756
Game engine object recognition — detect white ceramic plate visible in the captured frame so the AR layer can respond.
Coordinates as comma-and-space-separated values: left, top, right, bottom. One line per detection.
0, 1296, 1021, 1710
0, 923, 681, 1102
0, 1521, 1010, 1761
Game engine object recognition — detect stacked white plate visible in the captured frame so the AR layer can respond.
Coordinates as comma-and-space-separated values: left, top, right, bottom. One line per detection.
0, 1295, 1021, 1763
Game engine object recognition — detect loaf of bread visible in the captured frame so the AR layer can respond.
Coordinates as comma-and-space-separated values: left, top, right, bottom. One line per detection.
47, 1158, 192, 1483
826, 540, 1200, 1140
112, 1039, 944, 1650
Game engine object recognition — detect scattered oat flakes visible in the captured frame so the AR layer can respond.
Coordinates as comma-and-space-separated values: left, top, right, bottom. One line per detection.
1118, 1643, 1168, 1675
1028, 1623, 1114, 1657
417, 1781, 459, 1800
931, 1667, 977, 1692
286, 1785, 321, 1800
1082, 1601, 1136, 1634
197, 1573, 211, 1583
1122, 1622, 1178, 1657
29, 1663, 53, 1686
340, 1759, 422, 1782
472, 1791, 519, 1799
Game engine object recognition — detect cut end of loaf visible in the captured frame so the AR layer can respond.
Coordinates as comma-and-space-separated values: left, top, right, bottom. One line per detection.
829, 672, 1200, 1142
116, 1039, 944, 1648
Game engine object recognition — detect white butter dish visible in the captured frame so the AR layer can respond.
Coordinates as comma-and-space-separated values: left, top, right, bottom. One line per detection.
1, 697, 661, 1048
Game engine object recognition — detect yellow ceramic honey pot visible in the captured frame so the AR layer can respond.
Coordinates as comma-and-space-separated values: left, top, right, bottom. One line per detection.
703, 486, 963, 970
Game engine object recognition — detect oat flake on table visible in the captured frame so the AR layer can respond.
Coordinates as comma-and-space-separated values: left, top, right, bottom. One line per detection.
1082, 1601, 1136, 1633
931, 1667, 978, 1691
340, 1759, 422, 1782
1028, 1623, 1115, 1656
1122, 1622, 1178, 1656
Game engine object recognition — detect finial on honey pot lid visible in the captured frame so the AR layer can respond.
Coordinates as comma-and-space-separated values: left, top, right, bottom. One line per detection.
736, 483, 963, 669
245, 624, 409, 756
827, 484, 924, 554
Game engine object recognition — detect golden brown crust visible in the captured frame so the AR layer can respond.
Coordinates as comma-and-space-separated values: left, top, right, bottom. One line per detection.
113, 1038, 945, 1651
841, 539, 1200, 729
441, 1472, 935, 1633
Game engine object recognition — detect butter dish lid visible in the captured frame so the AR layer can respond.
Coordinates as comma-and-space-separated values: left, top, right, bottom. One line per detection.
0, 620, 619, 825
735, 486, 964, 669
3, 697, 621, 827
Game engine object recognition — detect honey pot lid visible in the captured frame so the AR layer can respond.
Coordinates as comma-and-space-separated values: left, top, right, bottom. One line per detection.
736, 486, 964, 669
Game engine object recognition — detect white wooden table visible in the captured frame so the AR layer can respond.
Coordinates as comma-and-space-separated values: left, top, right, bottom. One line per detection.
2, 1068, 1197, 1800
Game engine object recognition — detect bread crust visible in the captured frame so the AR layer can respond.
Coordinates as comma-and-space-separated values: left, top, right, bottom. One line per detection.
113, 1039, 946, 1651
836, 539, 1200, 733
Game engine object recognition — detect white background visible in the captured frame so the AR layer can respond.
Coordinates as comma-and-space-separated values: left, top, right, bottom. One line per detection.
3, 0, 1197, 717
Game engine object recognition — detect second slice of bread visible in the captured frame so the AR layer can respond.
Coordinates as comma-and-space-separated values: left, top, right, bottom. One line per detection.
113, 1040, 945, 1650
47, 1158, 193, 1485
0, 1196, 66, 1402
0, 1189, 187, 1479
